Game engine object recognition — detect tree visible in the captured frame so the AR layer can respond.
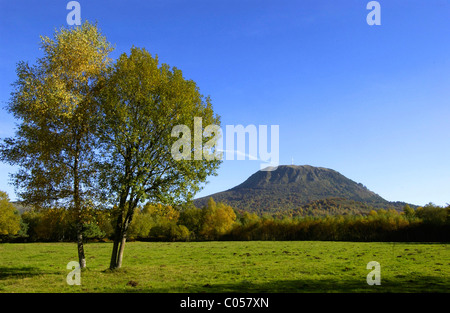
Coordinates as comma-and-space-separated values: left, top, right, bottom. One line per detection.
0, 22, 113, 267
416, 203, 447, 225
0, 191, 21, 236
33, 207, 67, 241
200, 198, 236, 240
403, 204, 415, 220
149, 223, 190, 241
97, 47, 221, 269
127, 207, 155, 240
143, 203, 180, 223
239, 211, 260, 226
179, 206, 204, 239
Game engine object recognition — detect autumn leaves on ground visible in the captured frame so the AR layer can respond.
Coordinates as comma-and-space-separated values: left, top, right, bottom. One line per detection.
0, 241, 449, 293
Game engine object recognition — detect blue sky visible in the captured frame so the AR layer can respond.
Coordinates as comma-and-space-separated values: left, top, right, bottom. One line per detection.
1, 0, 449, 206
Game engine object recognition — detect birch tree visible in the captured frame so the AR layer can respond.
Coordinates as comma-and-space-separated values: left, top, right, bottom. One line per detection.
97, 47, 221, 269
0, 21, 113, 268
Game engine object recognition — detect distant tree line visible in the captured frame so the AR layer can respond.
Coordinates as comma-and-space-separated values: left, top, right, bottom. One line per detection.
227, 204, 449, 242
1, 192, 449, 242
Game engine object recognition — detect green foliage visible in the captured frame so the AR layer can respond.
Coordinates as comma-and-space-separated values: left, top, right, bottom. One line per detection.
128, 203, 181, 240
0, 21, 113, 210
200, 198, 237, 240
227, 205, 449, 242
239, 211, 260, 226
127, 208, 155, 240
5, 201, 450, 242
18, 207, 110, 242
289, 198, 382, 217
81, 222, 106, 240
142, 203, 180, 223
95, 46, 221, 268
33, 208, 67, 241
403, 204, 415, 220
179, 206, 204, 239
0, 21, 114, 266
93, 209, 114, 239
97, 46, 221, 209
0, 191, 21, 236
415, 203, 449, 225
149, 224, 190, 241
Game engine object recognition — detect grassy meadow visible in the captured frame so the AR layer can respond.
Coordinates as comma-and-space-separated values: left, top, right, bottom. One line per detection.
0, 241, 449, 293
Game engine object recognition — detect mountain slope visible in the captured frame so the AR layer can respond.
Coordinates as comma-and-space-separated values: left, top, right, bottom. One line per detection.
194, 165, 409, 214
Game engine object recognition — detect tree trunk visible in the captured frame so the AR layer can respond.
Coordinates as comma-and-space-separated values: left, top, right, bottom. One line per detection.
109, 240, 119, 269
110, 211, 132, 270
110, 236, 126, 270
116, 235, 127, 269
109, 213, 123, 269
73, 148, 86, 269
77, 222, 86, 269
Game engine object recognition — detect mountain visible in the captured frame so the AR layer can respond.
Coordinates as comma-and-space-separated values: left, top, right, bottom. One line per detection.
12, 201, 32, 214
194, 165, 411, 215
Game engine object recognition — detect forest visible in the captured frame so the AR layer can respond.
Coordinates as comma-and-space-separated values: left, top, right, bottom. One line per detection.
2, 192, 449, 243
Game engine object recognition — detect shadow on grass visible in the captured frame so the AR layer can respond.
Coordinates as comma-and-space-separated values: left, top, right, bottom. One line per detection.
101, 275, 450, 293
0, 266, 47, 280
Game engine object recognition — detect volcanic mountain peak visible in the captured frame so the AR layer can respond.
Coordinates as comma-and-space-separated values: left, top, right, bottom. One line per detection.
194, 165, 407, 214
232, 165, 348, 189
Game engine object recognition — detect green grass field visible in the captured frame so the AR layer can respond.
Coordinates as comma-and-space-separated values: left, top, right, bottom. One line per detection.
0, 241, 448, 293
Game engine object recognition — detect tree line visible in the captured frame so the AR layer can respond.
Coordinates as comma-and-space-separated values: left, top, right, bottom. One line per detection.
2, 193, 449, 243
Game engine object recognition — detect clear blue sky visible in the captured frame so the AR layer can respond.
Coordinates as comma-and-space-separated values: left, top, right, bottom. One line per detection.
1, 0, 449, 206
